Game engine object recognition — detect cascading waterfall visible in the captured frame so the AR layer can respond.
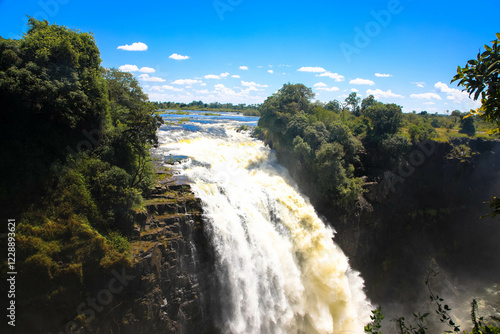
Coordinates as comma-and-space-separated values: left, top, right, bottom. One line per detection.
157, 113, 372, 334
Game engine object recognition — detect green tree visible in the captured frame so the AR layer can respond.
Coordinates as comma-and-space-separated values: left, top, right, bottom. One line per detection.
346, 91, 362, 116
361, 94, 378, 112
325, 99, 342, 113
0, 18, 109, 215
364, 103, 404, 140
452, 33, 500, 132
459, 113, 476, 136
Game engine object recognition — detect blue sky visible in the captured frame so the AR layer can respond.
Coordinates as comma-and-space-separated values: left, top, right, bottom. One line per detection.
0, 0, 498, 113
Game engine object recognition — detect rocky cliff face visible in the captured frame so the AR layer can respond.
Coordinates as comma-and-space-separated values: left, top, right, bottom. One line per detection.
86, 172, 218, 334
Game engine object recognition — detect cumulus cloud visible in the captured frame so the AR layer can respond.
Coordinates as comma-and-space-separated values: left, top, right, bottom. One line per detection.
118, 65, 156, 73
138, 74, 165, 82
204, 74, 220, 79
117, 42, 148, 51
297, 66, 326, 73
241, 80, 268, 88
434, 82, 472, 103
118, 64, 139, 72
268, 70, 274, 74
410, 92, 442, 100
351, 88, 359, 92
316, 72, 345, 81
375, 73, 392, 77
350, 78, 375, 85
204, 72, 231, 80
316, 87, 340, 92
367, 89, 404, 99
172, 79, 201, 85
314, 82, 328, 87
169, 53, 190, 60
139, 67, 156, 73
232, 75, 240, 78
239, 66, 249, 70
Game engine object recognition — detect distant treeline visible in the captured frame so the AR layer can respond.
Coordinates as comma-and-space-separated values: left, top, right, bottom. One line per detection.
150, 100, 261, 116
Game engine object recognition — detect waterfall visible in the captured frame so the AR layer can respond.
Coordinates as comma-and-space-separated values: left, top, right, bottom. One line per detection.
157, 119, 372, 334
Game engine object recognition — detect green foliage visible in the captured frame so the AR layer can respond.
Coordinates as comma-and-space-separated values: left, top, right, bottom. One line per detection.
365, 307, 385, 334
258, 84, 365, 208
0, 19, 164, 330
346, 91, 361, 116
459, 113, 476, 136
379, 135, 412, 168
408, 122, 438, 143
452, 33, 500, 132
362, 95, 378, 112
364, 102, 404, 141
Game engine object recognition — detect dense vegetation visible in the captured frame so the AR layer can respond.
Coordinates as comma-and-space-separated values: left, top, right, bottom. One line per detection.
151, 100, 260, 116
255, 84, 497, 210
0, 19, 162, 331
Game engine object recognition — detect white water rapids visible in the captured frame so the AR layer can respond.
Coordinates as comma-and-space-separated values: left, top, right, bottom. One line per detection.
156, 113, 372, 334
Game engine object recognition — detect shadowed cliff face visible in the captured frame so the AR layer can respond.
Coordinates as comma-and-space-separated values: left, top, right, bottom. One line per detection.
277, 138, 500, 309
71, 171, 219, 334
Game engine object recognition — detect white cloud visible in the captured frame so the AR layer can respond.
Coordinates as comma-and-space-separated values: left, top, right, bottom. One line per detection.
239, 66, 249, 70
149, 85, 183, 92
316, 87, 340, 92
434, 82, 473, 103
424, 102, 435, 105
117, 42, 148, 51
139, 67, 156, 73
375, 73, 392, 77
232, 75, 240, 78
118, 65, 156, 73
119, 64, 139, 72
410, 92, 442, 100
172, 79, 201, 85
241, 80, 268, 88
205, 74, 221, 79
138, 74, 165, 82
268, 70, 274, 74
278, 64, 291, 67
412, 82, 425, 88
313, 82, 327, 87
351, 88, 359, 92
297, 66, 326, 73
169, 53, 189, 60
204, 72, 230, 80
316, 72, 345, 81
350, 78, 375, 85
367, 89, 404, 99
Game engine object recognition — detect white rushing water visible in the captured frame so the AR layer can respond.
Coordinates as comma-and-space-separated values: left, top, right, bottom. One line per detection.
156, 113, 372, 334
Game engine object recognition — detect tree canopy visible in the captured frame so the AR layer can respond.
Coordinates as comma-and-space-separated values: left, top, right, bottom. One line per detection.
452, 33, 500, 132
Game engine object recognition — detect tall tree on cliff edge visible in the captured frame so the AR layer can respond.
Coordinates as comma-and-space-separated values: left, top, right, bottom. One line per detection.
0, 18, 109, 216
452, 33, 500, 217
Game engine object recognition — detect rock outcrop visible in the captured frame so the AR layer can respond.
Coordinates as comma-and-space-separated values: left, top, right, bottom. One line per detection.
91, 168, 218, 334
